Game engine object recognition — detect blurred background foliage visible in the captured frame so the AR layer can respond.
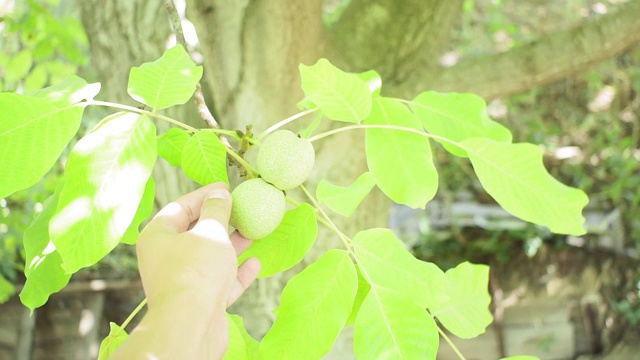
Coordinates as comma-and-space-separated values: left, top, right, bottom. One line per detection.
0, 0, 138, 301
419, 0, 640, 259
1, 0, 638, 321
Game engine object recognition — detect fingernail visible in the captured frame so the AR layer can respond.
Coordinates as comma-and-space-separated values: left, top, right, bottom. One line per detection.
208, 188, 231, 201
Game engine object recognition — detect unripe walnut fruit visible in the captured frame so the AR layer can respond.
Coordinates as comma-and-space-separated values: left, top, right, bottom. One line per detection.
257, 130, 315, 190
230, 178, 286, 239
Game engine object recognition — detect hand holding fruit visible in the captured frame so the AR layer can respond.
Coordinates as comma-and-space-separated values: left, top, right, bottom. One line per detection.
111, 183, 261, 360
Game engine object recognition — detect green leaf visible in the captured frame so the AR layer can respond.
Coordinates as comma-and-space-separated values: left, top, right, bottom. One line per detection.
259, 250, 357, 360
354, 287, 439, 360
429, 262, 493, 339
357, 70, 382, 96
316, 172, 376, 217
157, 128, 191, 167
501, 356, 540, 360
345, 265, 370, 326
298, 114, 323, 139
462, 138, 589, 235
411, 92, 512, 157
6, 49, 33, 83
299, 58, 372, 123
31, 75, 101, 106
352, 228, 449, 308
98, 323, 128, 360
225, 314, 259, 360
24, 64, 48, 92
0, 93, 83, 199
120, 177, 155, 245
50, 112, 157, 273
127, 45, 203, 110
33, 39, 55, 60
181, 131, 228, 185
238, 203, 317, 278
0, 274, 15, 304
365, 97, 438, 209
20, 189, 71, 311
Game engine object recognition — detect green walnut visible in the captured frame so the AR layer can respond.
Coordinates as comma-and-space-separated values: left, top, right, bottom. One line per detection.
257, 130, 315, 190
230, 178, 286, 239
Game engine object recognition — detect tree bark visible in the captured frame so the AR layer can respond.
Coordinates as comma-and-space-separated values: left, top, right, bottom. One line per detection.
330, 0, 464, 78
77, 0, 200, 207
77, 0, 640, 357
186, 1, 640, 356
396, 0, 640, 99
187, 2, 392, 345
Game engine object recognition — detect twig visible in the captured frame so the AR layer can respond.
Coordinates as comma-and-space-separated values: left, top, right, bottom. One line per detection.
165, 0, 219, 129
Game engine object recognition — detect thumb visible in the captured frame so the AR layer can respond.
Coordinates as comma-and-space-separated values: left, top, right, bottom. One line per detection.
189, 186, 232, 239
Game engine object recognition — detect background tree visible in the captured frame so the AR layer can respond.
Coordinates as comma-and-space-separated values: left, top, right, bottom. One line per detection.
74, 0, 640, 353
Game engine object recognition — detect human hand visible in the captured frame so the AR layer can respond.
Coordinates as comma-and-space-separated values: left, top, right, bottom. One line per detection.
136, 182, 261, 314
111, 183, 260, 359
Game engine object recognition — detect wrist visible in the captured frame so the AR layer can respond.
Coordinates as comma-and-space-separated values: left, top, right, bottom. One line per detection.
149, 287, 227, 316
123, 293, 228, 359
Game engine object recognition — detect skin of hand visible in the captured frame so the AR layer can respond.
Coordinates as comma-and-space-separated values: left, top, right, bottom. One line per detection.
110, 182, 261, 360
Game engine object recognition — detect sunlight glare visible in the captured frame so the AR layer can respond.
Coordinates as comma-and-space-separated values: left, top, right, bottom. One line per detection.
49, 197, 92, 236
78, 309, 95, 336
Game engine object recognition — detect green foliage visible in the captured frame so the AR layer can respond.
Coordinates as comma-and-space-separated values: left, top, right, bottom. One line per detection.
181, 130, 229, 185
411, 91, 512, 157
0, 0, 88, 92
157, 128, 190, 167
365, 97, 438, 209
50, 112, 157, 273
0, 49, 586, 360
19, 188, 70, 312
354, 286, 439, 359
259, 250, 357, 360
225, 313, 259, 360
127, 45, 203, 110
299, 58, 372, 123
119, 178, 156, 245
429, 262, 493, 339
238, 204, 318, 278
0, 93, 84, 199
98, 323, 128, 360
0, 274, 16, 303
463, 138, 589, 235
316, 172, 376, 217
351, 229, 449, 309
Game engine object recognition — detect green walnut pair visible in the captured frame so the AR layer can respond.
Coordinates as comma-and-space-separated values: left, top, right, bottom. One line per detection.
230, 130, 315, 239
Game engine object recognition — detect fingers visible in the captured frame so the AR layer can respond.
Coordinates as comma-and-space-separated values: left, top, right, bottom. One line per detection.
228, 257, 261, 306
189, 185, 232, 241
230, 231, 253, 255
145, 183, 223, 234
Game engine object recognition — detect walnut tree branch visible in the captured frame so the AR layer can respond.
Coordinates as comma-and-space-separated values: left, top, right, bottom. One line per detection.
165, 0, 219, 128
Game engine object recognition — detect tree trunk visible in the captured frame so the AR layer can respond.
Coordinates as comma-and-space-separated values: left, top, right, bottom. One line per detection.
187, 2, 393, 345
77, 0, 200, 207
77, 0, 640, 357
400, 0, 640, 100
187, 0, 640, 356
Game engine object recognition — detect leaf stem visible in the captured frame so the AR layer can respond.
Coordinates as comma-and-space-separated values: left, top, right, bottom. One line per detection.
121, 297, 148, 330
298, 184, 352, 250
86, 100, 223, 135
165, 0, 218, 128
201, 128, 243, 140
286, 195, 336, 232
296, 189, 400, 359
225, 147, 257, 177
257, 108, 320, 140
308, 123, 466, 150
436, 323, 467, 360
